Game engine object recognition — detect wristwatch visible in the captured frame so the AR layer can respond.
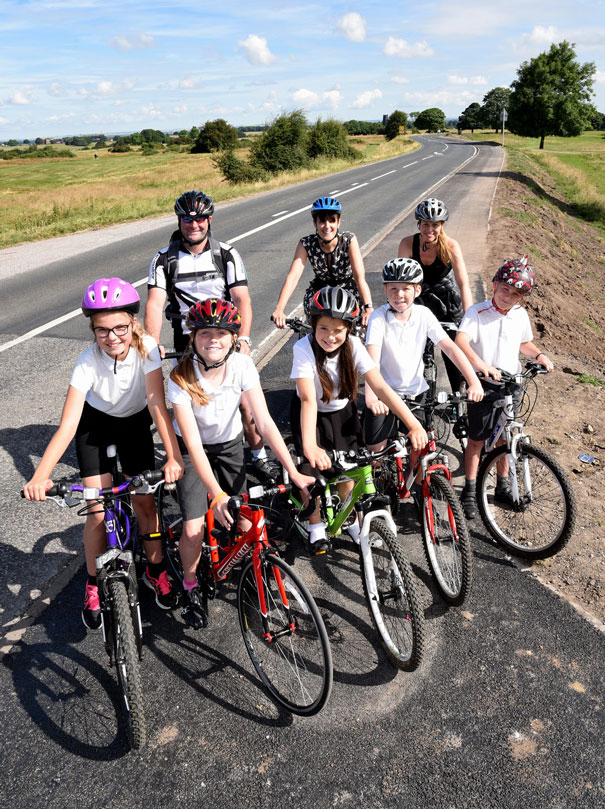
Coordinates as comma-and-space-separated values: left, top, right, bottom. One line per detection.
238, 335, 251, 346
363, 303, 373, 311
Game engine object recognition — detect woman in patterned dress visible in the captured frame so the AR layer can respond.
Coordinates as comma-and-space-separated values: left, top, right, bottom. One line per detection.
272, 197, 374, 328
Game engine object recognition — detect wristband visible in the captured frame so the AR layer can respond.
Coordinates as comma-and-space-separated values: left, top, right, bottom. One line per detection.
209, 491, 228, 510
363, 303, 373, 311
238, 335, 251, 345
536, 352, 545, 360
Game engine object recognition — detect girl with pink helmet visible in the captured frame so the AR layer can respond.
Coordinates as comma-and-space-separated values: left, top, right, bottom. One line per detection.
23, 278, 184, 630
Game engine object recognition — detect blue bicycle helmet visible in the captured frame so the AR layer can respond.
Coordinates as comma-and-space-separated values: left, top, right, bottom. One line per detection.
311, 197, 342, 214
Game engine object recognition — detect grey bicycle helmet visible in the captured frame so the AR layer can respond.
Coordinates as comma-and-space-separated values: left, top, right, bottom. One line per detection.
415, 198, 449, 223
174, 190, 214, 218
382, 258, 424, 285
309, 286, 359, 322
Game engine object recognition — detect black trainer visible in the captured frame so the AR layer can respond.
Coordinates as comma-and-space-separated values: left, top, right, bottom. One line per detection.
182, 586, 208, 630
494, 484, 516, 507
251, 455, 280, 483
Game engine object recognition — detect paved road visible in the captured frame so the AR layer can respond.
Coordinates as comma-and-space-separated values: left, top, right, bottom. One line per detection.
2, 139, 603, 808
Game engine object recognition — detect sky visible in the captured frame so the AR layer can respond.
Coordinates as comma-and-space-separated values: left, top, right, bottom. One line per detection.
1, 0, 604, 140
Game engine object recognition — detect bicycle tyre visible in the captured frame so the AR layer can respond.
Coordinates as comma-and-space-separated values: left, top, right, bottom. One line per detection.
237, 554, 332, 716
477, 443, 577, 559
157, 484, 184, 584
108, 579, 146, 749
361, 518, 425, 671
421, 474, 472, 605
372, 455, 400, 517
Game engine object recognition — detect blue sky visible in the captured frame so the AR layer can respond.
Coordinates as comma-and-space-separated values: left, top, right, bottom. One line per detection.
1, 0, 604, 140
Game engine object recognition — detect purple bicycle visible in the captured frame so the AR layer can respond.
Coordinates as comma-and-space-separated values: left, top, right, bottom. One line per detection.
23, 447, 166, 750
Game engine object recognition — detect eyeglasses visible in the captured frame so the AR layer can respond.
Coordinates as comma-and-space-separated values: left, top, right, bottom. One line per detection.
93, 324, 131, 338
181, 215, 209, 224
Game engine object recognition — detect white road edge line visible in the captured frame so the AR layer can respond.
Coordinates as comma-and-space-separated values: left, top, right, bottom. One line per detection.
272, 210, 288, 217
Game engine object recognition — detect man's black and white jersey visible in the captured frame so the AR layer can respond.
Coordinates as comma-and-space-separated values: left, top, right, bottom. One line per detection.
148, 230, 248, 340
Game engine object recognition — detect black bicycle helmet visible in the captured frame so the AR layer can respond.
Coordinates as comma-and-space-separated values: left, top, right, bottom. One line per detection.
308, 286, 359, 322
382, 258, 424, 285
415, 198, 449, 223
174, 190, 214, 218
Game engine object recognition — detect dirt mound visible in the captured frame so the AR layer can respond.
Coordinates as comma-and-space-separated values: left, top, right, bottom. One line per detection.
484, 162, 605, 624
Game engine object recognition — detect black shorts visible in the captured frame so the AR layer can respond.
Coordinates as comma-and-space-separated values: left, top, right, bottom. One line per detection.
75, 402, 155, 478
290, 394, 362, 477
467, 380, 522, 442
363, 392, 427, 445
176, 433, 247, 522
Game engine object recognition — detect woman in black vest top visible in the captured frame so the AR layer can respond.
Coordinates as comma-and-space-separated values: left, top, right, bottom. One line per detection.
398, 198, 472, 391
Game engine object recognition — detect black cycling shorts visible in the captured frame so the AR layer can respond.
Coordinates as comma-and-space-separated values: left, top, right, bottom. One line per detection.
75, 402, 155, 478
467, 381, 522, 442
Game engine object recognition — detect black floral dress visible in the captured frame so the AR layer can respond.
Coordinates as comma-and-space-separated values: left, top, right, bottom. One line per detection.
300, 231, 360, 316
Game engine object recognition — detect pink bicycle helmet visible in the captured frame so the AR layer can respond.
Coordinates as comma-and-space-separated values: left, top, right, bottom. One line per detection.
81, 278, 140, 317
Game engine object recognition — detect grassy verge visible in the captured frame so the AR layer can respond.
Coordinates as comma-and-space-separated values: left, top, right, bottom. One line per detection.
0, 136, 419, 249
457, 129, 605, 153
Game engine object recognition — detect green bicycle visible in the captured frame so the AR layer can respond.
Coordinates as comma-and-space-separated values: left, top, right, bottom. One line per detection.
283, 446, 425, 672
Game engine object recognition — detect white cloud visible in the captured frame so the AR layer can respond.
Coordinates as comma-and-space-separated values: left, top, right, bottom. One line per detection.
449, 75, 468, 85
9, 88, 32, 105
109, 33, 155, 52
470, 75, 488, 85
97, 81, 116, 96
173, 105, 188, 114
179, 77, 197, 89
391, 76, 409, 84
47, 82, 64, 97
237, 34, 278, 66
292, 88, 342, 110
337, 12, 366, 42
383, 37, 434, 58
0, 116, 8, 123
404, 89, 477, 107
595, 71, 605, 84
523, 25, 558, 46
428, 4, 514, 37
353, 88, 383, 109
449, 75, 488, 86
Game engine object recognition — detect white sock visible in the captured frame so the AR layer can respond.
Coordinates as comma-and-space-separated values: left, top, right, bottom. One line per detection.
252, 447, 268, 461
347, 523, 361, 544
308, 522, 327, 543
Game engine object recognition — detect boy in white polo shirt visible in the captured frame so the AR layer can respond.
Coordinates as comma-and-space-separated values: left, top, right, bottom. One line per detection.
364, 259, 483, 497
455, 257, 553, 518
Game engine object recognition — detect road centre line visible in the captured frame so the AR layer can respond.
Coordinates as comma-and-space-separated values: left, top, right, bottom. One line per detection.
401, 161, 417, 168
272, 210, 288, 217
370, 170, 397, 181
422, 156, 433, 160
329, 189, 341, 195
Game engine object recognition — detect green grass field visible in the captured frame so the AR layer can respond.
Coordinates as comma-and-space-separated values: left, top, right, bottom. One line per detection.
459, 129, 605, 152
0, 136, 419, 249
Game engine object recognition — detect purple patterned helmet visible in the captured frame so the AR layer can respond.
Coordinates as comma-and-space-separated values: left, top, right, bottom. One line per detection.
81, 278, 140, 317
493, 257, 535, 294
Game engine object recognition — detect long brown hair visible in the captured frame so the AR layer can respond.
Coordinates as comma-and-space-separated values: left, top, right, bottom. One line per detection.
435, 227, 452, 266
310, 317, 358, 404
89, 313, 149, 360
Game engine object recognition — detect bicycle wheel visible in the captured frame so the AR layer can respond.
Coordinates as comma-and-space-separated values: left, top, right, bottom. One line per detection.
477, 443, 577, 559
373, 455, 401, 516
107, 579, 146, 749
361, 518, 425, 671
421, 474, 473, 605
237, 554, 332, 716
157, 484, 184, 583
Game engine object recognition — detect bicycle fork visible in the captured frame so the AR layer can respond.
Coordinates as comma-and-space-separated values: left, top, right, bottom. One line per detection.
252, 554, 295, 643
359, 508, 398, 604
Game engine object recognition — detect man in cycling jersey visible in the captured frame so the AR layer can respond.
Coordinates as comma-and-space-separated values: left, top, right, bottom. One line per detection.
145, 189, 278, 479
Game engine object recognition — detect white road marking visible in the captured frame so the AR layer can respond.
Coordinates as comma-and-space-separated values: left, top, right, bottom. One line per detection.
422, 156, 433, 160
434, 152, 445, 157
272, 210, 288, 217
371, 170, 397, 181
329, 189, 341, 195
402, 161, 418, 168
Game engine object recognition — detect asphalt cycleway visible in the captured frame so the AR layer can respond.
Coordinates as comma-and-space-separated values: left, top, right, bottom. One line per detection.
2, 139, 603, 808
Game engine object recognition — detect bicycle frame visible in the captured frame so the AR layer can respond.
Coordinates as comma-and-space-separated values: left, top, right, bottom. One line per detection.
204, 504, 295, 642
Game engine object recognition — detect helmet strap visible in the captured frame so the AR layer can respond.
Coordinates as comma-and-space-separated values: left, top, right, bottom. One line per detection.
193, 343, 233, 371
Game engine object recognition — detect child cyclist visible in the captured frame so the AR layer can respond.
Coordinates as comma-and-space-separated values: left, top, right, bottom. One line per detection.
364, 258, 484, 498
455, 258, 554, 519
23, 278, 184, 630
167, 298, 315, 630
290, 285, 429, 555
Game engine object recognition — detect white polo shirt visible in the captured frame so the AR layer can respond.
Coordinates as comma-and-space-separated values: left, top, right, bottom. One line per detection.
366, 304, 447, 396
290, 334, 375, 413
69, 335, 161, 418
167, 352, 259, 444
458, 299, 533, 375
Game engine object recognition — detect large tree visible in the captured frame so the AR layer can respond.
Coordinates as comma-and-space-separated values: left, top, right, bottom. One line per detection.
481, 87, 511, 133
414, 107, 446, 133
458, 102, 484, 133
192, 118, 239, 153
384, 110, 408, 140
508, 41, 595, 149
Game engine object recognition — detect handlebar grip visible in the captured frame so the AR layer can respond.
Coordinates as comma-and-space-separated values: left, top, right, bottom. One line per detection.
144, 469, 165, 484
162, 351, 183, 360
299, 476, 327, 520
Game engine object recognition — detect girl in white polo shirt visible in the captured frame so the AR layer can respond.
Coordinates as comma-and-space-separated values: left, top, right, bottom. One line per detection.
23, 278, 184, 630
290, 285, 429, 554
167, 298, 314, 630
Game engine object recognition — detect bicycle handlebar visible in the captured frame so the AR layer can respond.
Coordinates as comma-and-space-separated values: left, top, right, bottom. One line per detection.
21, 469, 167, 504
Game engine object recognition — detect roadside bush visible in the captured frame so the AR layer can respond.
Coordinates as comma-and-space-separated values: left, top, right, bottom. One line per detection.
192, 118, 239, 153
110, 143, 132, 153
249, 110, 310, 174
213, 150, 268, 183
306, 118, 357, 160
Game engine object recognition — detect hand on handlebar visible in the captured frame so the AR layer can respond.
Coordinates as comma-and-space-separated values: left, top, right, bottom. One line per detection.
367, 399, 390, 416
304, 445, 332, 471
466, 381, 484, 402
478, 363, 501, 382
162, 456, 184, 484
22, 478, 54, 501
271, 311, 286, 329
212, 496, 233, 529
406, 425, 429, 452
291, 472, 316, 506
